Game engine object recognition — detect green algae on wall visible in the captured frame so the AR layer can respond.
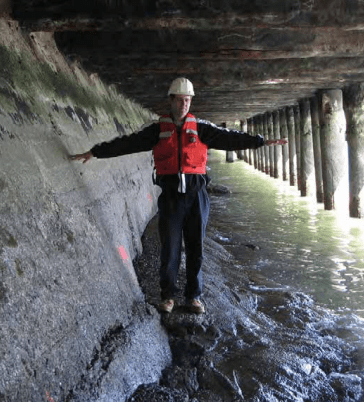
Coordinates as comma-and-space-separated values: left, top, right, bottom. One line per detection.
0, 42, 155, 131
0, 226, 18, 248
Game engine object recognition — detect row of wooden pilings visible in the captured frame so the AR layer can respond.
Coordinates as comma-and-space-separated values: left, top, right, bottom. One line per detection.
225, 86, 364, 218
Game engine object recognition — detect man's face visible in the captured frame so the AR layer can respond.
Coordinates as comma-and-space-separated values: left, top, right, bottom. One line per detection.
170, 95, 192, 121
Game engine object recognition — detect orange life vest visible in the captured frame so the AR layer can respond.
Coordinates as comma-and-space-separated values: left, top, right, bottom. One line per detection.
153, 113, 208, 175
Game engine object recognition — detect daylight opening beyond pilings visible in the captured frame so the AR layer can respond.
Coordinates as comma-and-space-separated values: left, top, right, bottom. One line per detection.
225, 84, 364, 219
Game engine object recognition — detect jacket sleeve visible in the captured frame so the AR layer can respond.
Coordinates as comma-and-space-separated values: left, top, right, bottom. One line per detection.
91, 121, 160, 158
197, 119, 264, 151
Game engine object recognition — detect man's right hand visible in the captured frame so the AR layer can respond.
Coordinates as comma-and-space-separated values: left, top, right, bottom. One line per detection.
69, 151, 93, 164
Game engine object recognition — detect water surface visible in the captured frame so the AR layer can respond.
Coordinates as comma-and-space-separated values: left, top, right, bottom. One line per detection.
207, 150, 364, 319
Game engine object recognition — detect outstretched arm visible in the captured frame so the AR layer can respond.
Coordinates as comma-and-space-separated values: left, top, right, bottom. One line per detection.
69, 121, 160, 162
197, 119, 287, 149
197, 119, 264, 150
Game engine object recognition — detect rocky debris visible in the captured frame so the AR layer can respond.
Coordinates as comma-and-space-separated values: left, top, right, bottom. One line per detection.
206, 182, 231, 195
64, 302, 172, 402
244, 244, 260, 251
131, 215, 363, 401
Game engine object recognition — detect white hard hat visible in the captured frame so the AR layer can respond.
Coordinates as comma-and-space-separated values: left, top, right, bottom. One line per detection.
168, 77, 195, 96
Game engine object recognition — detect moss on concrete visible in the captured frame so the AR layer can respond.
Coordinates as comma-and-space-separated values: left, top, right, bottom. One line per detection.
15, 259, 24, 277
6, 235, 17, 248
0, 43, 155, 129
0, 227, 18, 248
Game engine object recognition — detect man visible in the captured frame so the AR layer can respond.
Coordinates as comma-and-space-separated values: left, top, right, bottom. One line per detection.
71, 77, 285, 314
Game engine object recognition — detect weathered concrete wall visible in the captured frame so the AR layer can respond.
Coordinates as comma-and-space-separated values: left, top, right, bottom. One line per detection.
0, 19, 171, 402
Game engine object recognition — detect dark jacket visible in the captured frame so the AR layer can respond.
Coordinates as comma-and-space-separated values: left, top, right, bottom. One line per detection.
91, 117, 264, 193
91, 117, 264, 159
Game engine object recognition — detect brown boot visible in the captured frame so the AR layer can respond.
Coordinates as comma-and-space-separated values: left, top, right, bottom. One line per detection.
158, 299, 174, 313
187, 299, 205, 314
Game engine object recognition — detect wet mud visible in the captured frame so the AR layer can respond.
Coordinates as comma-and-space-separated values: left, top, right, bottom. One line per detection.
129, 195, 364, 401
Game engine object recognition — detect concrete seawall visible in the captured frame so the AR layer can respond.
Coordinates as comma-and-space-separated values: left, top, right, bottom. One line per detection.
0, 19, 170, 402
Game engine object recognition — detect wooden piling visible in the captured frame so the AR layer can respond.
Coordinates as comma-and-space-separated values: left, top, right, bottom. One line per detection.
319, 89, 348, 212
253, 116, 258, 170
263, 113, 270, 175
294, 105, 301, 190
280, 108, 289, 181
267, 112, 274, 177
224, 122, 235, 162
299, 99, 315, 197
286, 106, 297, 186
273, 110, 282, 179
237, 120, 246, 160
343, 84, 364, 217
310, 96, 324, 203
248, 118, 253, 166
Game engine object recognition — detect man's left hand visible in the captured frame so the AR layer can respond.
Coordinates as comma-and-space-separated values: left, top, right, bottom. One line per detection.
265, 139, 288, 146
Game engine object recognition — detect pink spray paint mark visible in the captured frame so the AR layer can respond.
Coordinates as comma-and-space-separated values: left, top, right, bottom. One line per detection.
118, 246, 138, 283
117, 246, 129, 261
147, 193, 153, 203
46, 391, 55, 402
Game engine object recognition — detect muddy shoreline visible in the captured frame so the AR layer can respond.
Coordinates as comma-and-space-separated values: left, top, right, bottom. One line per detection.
129, 200, 364, 401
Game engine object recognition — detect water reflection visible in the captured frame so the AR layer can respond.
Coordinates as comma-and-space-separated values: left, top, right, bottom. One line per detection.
208, 150, 364, 318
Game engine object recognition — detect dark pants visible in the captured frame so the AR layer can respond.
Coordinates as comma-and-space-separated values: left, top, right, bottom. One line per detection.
158, 185, 210, 301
